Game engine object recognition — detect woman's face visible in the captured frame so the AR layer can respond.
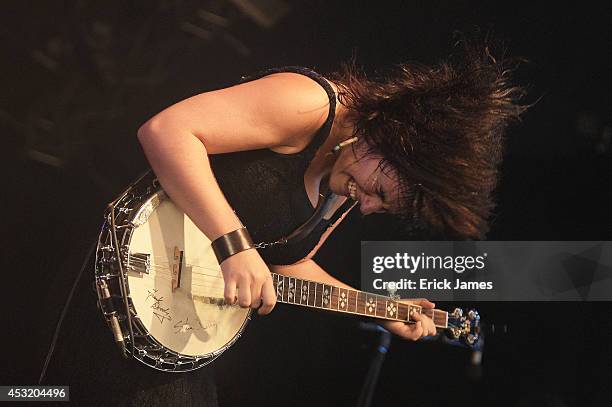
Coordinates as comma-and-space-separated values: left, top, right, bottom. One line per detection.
328, 141, 401, 215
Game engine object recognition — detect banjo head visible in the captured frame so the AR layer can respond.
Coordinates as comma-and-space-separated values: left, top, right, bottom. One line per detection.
95, 174, 250, 371
128, 195, 250, 357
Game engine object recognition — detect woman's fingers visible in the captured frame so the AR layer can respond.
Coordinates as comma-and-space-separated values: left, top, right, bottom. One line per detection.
236, 275, 252, 308
408, 320, 424, 340
397, 320, 424, 341
421, 299, 435, 309
405, 298, 435, 309
224, 278, 237, 305
410, 311, 436, 337
381, 318, 437, 341
250, 279, 263, 310
258, 277, 277, 315
220, 249, 277, 313
225, 274, 277, 314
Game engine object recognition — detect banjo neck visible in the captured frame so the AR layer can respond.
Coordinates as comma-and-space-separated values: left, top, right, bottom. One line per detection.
271, 273, 449, 328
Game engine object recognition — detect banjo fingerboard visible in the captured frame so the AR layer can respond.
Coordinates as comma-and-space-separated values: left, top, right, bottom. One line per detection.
271, 273, 448, 328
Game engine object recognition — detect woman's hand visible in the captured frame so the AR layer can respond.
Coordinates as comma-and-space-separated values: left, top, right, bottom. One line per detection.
381, 298, 437, 341
220, 249, 277, 315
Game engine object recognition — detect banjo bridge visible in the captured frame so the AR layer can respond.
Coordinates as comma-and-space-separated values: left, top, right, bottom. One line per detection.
171, 246, 184, 292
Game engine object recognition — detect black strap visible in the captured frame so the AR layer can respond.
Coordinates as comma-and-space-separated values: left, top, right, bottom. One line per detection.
283, 191, 337, 245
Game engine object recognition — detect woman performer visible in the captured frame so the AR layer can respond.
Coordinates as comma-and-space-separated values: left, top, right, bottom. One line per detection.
137, 43, 525, 341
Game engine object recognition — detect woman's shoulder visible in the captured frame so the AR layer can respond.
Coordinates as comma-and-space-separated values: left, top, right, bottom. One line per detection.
250, 70, 349, 154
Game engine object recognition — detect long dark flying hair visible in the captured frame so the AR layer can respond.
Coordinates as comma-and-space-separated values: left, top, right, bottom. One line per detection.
331, 38, 529, 239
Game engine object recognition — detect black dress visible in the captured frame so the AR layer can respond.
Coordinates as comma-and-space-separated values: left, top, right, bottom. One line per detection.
42, 67, 350, 406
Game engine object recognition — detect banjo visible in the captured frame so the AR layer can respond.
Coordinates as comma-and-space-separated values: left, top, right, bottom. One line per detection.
95, 171, 481, 372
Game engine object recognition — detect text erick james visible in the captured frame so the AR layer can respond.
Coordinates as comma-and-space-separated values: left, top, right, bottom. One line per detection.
421, 278, 493, 290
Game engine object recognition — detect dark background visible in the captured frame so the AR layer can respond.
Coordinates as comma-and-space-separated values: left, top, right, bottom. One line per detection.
2, 1, 611, 406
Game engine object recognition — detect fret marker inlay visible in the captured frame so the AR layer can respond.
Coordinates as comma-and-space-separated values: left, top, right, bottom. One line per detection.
323, 288, 330, 306
387, 302, 397, 317
276, 279, 284, 300
288, 280, 295, 301
367, 297, 376, 313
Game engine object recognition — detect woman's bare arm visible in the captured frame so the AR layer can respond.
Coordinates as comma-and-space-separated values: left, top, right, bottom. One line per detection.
137, 73, 335, 314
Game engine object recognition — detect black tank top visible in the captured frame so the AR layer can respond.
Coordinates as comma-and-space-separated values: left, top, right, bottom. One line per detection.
209, 66, 354, 265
